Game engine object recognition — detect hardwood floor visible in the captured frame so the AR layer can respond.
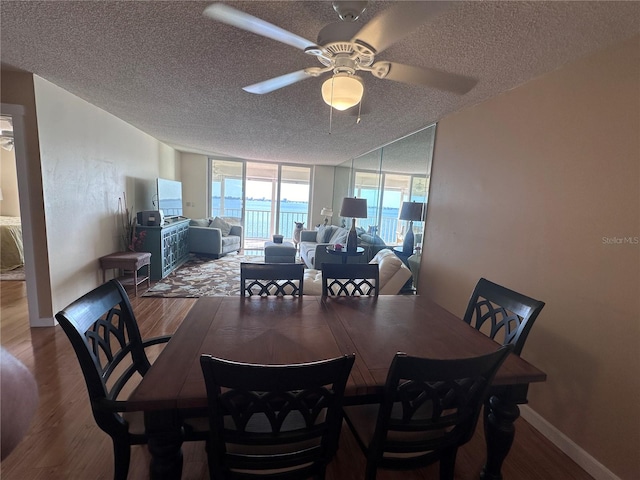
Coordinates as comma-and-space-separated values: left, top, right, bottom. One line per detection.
0, 281, 593, 479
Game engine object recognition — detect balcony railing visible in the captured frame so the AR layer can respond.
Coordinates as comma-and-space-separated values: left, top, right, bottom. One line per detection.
211, 208, 421, 247
212, 208, 308, 240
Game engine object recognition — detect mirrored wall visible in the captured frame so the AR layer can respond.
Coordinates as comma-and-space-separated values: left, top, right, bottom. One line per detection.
332, 124, 436, 287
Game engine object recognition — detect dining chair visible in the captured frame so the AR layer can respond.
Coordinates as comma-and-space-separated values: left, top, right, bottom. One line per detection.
55, 279, 207, 480
462, 277, 545, 355
321, 263, 379, 296
199, 353, 355, 480
343, 346, 512, 480
240, 262, 304, 297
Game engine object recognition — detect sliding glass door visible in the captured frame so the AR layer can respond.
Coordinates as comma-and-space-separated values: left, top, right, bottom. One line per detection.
278, 166, 310, 238
210, 159, 310, 250
245, 162, 278, 248
211, 160, 244, 218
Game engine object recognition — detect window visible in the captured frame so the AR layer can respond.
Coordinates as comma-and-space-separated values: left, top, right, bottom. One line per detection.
210, 159, 310, 249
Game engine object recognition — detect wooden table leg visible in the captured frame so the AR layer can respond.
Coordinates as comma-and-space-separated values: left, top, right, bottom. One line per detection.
145, 410, 184, 480
480, 390, 522, 480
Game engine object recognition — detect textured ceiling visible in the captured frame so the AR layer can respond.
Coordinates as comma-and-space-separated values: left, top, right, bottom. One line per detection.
1, 1, 638, 166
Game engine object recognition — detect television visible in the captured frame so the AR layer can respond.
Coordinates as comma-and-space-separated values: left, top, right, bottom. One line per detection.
156, 178, 183, 218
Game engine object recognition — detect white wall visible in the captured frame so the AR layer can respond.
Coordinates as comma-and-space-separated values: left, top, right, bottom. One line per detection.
33, 77, 178, 313
311, 165, 335, 227
180, 152, 209, 219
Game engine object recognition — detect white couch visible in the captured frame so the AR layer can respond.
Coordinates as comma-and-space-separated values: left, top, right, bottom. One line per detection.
298, 226, 387, 269
302, 248, 412, 295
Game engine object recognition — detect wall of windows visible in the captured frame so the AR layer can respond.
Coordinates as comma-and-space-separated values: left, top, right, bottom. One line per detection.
210, 159, 310, 247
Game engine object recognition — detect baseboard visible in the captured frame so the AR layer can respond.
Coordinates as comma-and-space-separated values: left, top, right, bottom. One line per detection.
520, 405, 620, 480
30, 316, 56, 328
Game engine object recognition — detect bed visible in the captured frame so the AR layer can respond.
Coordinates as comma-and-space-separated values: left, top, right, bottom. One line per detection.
0, 216, 24, 272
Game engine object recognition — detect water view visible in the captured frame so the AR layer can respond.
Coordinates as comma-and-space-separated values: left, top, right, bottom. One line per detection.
161, 197, 419, 245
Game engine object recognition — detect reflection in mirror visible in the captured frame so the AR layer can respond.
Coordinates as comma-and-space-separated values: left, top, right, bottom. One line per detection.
334, 124, 435, 248
333, 124, 435, 292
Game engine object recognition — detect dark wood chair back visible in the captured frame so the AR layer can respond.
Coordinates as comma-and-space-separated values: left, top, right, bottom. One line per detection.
344, 346, 512, 480
240, 262, 304, 297
199, 353, 355, 479
462, 278, 545, 355
321, 263, 379, 297
55, 279, 202, 480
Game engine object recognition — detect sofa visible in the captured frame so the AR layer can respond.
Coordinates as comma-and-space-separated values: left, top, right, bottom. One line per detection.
298, 225, 387, 269
188, 217, 243, 258
302, 248, 412, 295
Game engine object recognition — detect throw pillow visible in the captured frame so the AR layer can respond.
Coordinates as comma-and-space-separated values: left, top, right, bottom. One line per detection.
361, 233, 385, 245
316, 225, 327, 243
189, 218, 210, 227
221, 216, 241, 226
330, 227, 348, 245
323, 226, 335, 243
210, 216, 232, 236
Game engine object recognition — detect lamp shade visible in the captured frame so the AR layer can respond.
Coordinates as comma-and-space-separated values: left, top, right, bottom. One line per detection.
320, 207, 333, 217
340, 197, 368, 218
321, 73, 364, 111
399, 201, 424, 222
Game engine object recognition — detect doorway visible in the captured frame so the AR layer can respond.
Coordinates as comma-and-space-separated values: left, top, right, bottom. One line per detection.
1, 104, 50, 326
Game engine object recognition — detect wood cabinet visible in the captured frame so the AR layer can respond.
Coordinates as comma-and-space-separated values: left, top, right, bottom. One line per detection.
137, 219, 190, 280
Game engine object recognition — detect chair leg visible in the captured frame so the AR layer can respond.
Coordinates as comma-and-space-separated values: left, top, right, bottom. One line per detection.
439, 447, 458, 480
364, 459, 378, 480
112, 438, 131, 480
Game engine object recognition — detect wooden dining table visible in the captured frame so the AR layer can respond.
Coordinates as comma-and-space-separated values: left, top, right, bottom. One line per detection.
129, 295, 546, 480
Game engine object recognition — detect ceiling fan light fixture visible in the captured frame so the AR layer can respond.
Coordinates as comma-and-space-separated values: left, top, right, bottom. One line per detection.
321, 73, 364, 111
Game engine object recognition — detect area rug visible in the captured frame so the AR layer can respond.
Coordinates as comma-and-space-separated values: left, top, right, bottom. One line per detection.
0, 266, 26, 281
142, 253, 271, 297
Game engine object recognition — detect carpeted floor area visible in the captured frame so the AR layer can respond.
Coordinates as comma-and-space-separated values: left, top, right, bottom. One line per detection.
142, 253, 302, 297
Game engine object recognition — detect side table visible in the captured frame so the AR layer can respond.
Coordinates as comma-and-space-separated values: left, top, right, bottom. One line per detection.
325, 246, 365, 264
99, 251, 151, 296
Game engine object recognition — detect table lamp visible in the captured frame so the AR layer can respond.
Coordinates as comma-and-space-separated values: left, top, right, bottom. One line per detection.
339, 197, 368, 252
320, 207, 333, 226
399, 201, 424, 255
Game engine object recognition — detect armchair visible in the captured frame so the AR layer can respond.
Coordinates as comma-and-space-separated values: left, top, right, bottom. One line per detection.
188, 218, 243, 258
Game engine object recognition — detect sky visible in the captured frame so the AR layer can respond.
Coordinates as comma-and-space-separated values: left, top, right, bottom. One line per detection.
214, 179, 309, 202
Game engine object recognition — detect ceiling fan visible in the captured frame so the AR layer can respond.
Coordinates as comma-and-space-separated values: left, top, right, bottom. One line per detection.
203, 1, 477, 111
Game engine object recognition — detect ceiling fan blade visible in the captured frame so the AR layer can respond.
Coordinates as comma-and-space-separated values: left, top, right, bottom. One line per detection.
352, 1, 452, 54
243, 70, 312, 94
380, 62, 477, 95
204, 3, 318, 51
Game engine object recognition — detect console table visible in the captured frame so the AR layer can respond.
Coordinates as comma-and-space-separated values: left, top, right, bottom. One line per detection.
136, 219, 190, 280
